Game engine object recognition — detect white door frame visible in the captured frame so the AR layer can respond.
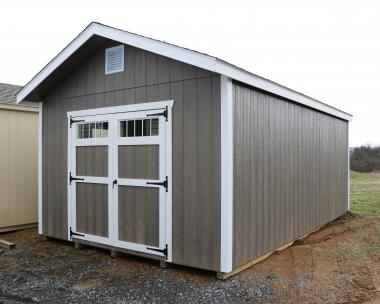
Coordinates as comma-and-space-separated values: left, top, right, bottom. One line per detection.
67, 100, 174, 261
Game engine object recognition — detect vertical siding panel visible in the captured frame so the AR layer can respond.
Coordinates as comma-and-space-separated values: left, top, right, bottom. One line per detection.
171, 81, 184, 264
124, 46, 136, 89
197, 77, 213, 268
157, 56, 170, 83
211, 76, 221, 269
183, 79, 198, 266
134, 49, 147, 87
146, 53, 158, 85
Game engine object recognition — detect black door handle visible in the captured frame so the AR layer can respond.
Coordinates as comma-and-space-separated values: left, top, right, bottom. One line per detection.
112, 179, 118, 188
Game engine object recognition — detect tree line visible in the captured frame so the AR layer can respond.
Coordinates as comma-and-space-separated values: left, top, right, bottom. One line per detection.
350, 145, 380, 172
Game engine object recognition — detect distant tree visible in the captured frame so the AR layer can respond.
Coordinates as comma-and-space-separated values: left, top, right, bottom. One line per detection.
350, 145, 380, 172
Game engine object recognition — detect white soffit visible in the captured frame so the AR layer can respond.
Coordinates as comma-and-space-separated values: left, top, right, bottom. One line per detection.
16, 22, 352, 122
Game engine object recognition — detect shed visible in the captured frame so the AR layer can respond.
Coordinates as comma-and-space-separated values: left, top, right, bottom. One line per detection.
0, 83, 38, 233
16, 22, 352, 278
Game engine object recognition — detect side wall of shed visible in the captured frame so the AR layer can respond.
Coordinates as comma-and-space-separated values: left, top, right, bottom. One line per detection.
0, 107, 38, 232
41, 41, 221, 271
232, 83, 348, 268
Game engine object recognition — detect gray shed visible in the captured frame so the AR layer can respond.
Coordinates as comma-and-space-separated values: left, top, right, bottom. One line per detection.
16, 22, 352, 278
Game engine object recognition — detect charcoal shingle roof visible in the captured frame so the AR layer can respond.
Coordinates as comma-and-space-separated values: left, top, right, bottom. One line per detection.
0, 83, 23, 104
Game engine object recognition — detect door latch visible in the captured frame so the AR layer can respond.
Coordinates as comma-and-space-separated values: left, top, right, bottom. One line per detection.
112, 179, 118, 188
146, 176, 168, 192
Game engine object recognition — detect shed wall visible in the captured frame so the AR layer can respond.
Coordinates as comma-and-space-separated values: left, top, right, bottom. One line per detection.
0, 107, 38, 232
41, 41, 221, 271
233, 83, 348, 268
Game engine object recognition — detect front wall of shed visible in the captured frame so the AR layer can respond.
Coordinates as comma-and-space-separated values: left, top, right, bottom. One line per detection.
233, 83, 348, 268
42, 42, 221, 271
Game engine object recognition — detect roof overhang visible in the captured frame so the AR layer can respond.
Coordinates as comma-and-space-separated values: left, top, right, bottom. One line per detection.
16, 22, 352, 122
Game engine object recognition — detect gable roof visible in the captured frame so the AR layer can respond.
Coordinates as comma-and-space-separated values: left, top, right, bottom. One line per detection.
16, 22, 352, 121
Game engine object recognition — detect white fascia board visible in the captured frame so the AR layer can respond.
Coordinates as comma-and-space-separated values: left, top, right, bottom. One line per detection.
17, 22, 352, 122
16, 24, 97, 103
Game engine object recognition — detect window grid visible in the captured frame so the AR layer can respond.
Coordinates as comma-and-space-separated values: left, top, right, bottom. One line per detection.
78, 121, 109, 139
120, 118, 159, 138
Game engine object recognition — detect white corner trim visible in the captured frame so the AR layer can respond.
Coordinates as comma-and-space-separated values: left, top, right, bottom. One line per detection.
16, 22, 352, 122
38, 102, 43, 234
347, 122, 350, 211
220, 75, 233, 273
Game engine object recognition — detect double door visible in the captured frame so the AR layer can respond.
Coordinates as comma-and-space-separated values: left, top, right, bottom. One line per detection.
67, 103, 172, 260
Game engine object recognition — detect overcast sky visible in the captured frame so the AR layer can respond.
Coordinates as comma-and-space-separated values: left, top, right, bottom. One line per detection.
1, 0, 378, 147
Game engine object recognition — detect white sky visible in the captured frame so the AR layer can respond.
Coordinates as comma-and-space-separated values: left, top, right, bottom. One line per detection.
1, 0, 379, 147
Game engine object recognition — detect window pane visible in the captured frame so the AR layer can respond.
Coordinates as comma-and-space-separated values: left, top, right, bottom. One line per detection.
143, 119, 150, 136
151, 119, 159, 136
101, 122, 108, 138
95, 122, 102, 138
90, 123, 96, 138
127, 120, 135, 137
83, 123, 90, 138
120, 121, 126, 137
78, 124, 84, 138
135, 120, 142, 137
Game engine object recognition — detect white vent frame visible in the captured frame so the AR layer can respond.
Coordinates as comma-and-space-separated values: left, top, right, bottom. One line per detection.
105, 45, 124, 75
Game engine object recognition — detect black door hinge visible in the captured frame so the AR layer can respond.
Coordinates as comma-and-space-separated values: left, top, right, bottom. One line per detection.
147, 244, 168, 259
70, 116, 85, 128
70, 227, 84, 238
147, 106, 168, 121
69, 172, 84, 185
146, 176, 168, 192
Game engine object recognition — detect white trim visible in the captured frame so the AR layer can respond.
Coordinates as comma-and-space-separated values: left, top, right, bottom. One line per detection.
67, 100, 174, 118
220, 76, 233, 273
38, 102, 43, 234
347, 122, 350, 211
16, 23, 352, 122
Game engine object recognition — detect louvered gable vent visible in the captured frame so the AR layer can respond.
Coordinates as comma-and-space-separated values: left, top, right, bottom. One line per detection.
105, 45, 124, 74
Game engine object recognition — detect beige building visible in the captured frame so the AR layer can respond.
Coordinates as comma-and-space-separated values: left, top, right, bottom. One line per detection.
0, 83, 38, 232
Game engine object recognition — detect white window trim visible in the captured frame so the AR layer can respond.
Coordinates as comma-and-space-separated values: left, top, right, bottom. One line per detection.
220, 76, 233, 273
105, 45, 124, 75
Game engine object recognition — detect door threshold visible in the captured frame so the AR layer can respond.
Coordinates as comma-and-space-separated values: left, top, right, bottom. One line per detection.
72, 238, 165, 261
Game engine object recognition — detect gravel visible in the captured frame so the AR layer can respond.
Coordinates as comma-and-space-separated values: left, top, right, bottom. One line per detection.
0, 230, 277, 304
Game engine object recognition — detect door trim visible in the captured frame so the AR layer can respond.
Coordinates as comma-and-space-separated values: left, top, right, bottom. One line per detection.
66, 100, 174, 261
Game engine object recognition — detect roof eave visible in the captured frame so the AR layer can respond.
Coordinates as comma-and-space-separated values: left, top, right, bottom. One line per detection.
16, 22, 352, 122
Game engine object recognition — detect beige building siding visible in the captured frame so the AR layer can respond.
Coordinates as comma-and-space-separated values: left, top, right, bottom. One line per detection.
0, 105, 38, 232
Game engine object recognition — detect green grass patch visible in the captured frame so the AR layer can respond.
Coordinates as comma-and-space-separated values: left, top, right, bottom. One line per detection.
350, 171, 380, 214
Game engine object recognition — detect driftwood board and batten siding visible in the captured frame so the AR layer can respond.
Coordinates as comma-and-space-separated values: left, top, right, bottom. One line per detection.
41, 42, 221, 271
0, 105, 38, 232
232, 83, 348, 269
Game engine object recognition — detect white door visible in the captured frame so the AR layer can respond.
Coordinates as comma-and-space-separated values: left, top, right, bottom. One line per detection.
67, 102, 173, 261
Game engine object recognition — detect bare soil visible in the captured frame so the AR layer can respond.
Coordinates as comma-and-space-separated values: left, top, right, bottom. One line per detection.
1, 212, 380, 303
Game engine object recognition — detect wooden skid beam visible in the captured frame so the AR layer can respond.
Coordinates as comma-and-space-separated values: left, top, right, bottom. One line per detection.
0, 239, 16, 250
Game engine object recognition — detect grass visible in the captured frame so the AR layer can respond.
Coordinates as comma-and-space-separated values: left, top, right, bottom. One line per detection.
350, 171, 380, 214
